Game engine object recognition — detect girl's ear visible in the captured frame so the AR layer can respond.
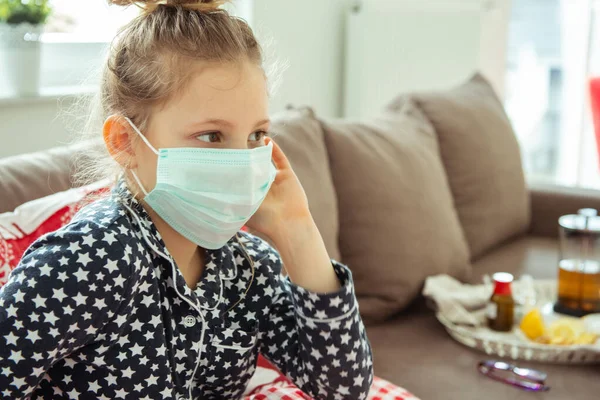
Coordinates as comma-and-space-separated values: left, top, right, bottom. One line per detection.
103, 115, 137, 168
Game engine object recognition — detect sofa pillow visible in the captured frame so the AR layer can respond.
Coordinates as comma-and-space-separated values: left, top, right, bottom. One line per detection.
257, 107, 341, 261
393, 73, 530, 260
322, 99, 471, 323
0, 180, 110, 286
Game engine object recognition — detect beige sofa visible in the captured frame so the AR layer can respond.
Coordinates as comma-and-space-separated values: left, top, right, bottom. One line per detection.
2, 74, 600, 399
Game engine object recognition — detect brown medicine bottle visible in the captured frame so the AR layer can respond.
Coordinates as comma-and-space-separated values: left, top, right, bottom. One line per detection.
486, 272, 515, 332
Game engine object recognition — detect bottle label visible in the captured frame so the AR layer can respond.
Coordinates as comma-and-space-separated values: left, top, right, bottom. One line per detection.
486, 302, 497, 319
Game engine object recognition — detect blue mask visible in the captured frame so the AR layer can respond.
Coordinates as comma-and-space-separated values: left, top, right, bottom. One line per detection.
125, 117, 276, 250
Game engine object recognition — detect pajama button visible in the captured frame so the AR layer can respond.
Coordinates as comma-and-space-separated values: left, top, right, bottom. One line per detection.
183, 315, 196, 327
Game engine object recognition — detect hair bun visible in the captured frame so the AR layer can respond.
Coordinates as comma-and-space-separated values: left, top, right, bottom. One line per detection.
109, 0, 227, 11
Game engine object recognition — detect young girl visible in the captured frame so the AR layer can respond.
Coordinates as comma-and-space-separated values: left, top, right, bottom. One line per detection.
0, 1, 373, 399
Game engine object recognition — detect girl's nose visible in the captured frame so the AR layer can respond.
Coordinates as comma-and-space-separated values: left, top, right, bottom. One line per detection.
228, 139, 250, 150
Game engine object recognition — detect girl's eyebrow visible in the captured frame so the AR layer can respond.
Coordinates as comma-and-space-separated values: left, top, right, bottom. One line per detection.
253, 119, 271, 128
188, 118, 270, 130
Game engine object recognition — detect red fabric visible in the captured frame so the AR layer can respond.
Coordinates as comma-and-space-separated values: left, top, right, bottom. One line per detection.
256, 354, 278, 370
247, 383, 313, 400
590, 77, 600, 170
0, 182, 110, 287
248, 355, 420, 400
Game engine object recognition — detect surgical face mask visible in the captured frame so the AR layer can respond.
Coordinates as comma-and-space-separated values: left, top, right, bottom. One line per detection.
124, 117, 277, 250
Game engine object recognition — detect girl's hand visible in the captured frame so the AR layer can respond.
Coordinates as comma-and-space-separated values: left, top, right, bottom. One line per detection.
245, 137, 311, 241
245, 138, 341, 294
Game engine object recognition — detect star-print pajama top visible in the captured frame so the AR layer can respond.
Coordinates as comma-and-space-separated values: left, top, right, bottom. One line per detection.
0, 179, 374, 400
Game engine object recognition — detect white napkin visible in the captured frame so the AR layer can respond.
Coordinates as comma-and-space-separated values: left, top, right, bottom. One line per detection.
422, 275, 494, 327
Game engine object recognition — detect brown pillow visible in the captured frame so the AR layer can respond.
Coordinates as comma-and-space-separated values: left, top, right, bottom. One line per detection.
257, 107, 341, 261
395, 73, 531, 260
322, 99, 471, 323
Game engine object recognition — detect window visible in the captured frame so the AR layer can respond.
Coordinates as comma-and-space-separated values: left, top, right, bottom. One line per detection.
45, 0, 138, 40
45, 0, 252, 39
38, 0, 252, 91
505, 0, 600, 189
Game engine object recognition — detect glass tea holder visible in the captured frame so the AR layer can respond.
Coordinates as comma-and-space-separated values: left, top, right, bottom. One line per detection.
554, 209, 600, 317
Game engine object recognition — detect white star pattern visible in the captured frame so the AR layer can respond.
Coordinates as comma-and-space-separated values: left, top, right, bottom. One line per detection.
0, 179, 373, 399
39, 264, 53, 277
73, 268, 89, 282
4, 332, 18, 346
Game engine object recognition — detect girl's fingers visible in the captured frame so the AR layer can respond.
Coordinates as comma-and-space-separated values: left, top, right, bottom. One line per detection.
267, 137, 292, 171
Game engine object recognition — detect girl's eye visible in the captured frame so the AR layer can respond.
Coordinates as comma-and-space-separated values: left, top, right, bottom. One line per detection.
249, 130, 268, 142
197, 132, 221, 143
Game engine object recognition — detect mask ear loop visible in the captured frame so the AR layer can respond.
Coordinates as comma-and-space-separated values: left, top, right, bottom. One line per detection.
130, 171, 150, 197
123, 116, 158, 197
123, 116, 159, 155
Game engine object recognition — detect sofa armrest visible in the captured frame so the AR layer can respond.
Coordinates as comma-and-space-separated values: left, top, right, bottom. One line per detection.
529, 183, 600, 238
0, 140, 102, 214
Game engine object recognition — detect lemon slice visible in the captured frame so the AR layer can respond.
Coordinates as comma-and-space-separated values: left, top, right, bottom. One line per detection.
575, 332, 598, 345
520, 308, 545, 340
548, 319, 584, 344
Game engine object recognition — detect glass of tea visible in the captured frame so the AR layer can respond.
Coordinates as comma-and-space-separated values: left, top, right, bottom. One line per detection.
555, 208, 600, 317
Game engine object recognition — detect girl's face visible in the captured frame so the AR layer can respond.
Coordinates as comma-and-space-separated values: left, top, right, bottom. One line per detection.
132, 60, 270, 192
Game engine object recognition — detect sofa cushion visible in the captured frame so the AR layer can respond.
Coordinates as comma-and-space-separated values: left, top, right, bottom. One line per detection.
267, 107, 341, 261
322, 98, 471, 324
0, 140, 100, 214
391, 74, 530, 260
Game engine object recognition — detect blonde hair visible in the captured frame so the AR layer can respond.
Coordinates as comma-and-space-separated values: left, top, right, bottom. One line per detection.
73, 0, 266, 185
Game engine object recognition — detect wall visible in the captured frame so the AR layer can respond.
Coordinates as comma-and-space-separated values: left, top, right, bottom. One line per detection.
255, 0, 512, 118
479, 0, 512, 99
345, 0, 485, 118
251, 0, 349, 117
